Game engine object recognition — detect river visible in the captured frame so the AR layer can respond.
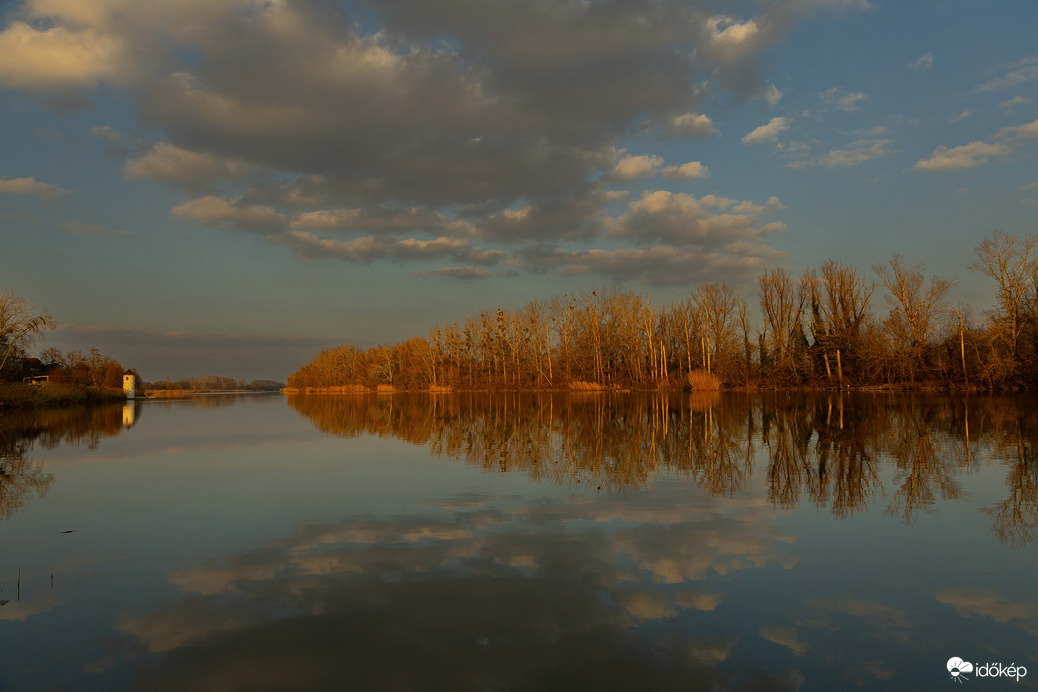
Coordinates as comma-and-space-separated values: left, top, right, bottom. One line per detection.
1, 392, 1036, 690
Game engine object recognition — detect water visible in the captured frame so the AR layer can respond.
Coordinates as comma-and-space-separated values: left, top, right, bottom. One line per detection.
1, 392, 1036, 690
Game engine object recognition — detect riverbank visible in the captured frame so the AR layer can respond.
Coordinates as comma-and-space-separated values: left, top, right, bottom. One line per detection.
144, 389, 282, 398
0, 382, 126, 410
283, 381, 996, 395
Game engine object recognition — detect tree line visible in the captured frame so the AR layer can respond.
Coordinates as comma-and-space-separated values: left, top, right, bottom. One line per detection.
144, 376, 284, 392
290, 230, 1038, 391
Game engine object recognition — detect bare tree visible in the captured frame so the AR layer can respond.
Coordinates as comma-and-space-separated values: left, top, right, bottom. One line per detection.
0, 289, 54, 374
758, 268, 805, 372
807, 261, 875, 383
873, 255, 955, 379
694, 283, 738, 375
969, 230, 1038, 362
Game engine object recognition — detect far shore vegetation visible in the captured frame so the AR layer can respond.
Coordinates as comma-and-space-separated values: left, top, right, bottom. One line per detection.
0, 289, 139, 409
1, 289, 286, 409
143, 376, 285, 395
289, 231, 1038, 393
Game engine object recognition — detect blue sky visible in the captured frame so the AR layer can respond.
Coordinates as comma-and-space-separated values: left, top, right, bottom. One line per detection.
1, 0, 1036, 380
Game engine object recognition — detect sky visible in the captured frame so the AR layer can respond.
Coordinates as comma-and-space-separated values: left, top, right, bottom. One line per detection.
1, 0, 1036, 381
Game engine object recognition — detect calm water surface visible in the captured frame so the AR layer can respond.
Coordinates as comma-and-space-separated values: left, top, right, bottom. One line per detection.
1, 392, 1036, 690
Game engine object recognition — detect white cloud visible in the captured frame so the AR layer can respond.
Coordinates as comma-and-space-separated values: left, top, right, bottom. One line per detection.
0, 176, 70, 204
609, 190, 785, 247
912, 141, 1012, 172
284, 231, 502, 265
995, 117, 1038, 141
975, 55, 1038, 92
949, 110, 972, 123
764, 84, 783, 106
662, 161, 710, 180
0, 21, 131, 107
124, 143, 257, 192
707, 16, 760, 47
0, 0, 856, 282
289, 207, 477, 240
909, 53, 934, 71
172, 196, 286, 232
670, 113, 718, 138
999, 96, 1032, 110
787, 139, 892, 169
915, 117, 1038, 172
609, 155, 663, 181
743, 117, 789, 145
820, 87, 869, 111
90, 125, 124, 143
1022, 181, 1038, 191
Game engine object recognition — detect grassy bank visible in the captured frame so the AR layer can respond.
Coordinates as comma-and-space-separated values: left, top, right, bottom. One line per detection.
0, 382, 126, 410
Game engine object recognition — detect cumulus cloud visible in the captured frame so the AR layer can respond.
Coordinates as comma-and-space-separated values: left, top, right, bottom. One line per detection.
997, 117, 1038, 141
914, 117, 1038, 172
609, 155, 663, 182
909, 53, 933, 71
492, 188, 788, 283
124, 143, 258, 192
949, 110, 972, 123
609, 190, 785, 246
742, 117, 789, 145
290, 207, 475, 238
0, 176, 70, 204
0, 0, 866, 283
283, 231, 502, 266
998, 96, 1031, 111
670, 112, 718, 137
787, 139, 892, 169
913, 141, 1011, 172
975, 55, 1038, 92
820, 87, 869, 111
0, 21, 132, 107
172, 196, 286, 232
763, 84, 783, 106
662, 161, 710, 180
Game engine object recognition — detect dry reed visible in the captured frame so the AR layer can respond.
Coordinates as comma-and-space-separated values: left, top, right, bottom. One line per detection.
686, 370, 721, 391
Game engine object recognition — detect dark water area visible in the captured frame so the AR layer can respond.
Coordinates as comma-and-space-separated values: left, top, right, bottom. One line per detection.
0, 392, 1035, 690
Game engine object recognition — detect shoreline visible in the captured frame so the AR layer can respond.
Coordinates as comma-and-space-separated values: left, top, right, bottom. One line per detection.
0, 382, 126, 410
143, 389, 282, 399
283, 383, 1004, 395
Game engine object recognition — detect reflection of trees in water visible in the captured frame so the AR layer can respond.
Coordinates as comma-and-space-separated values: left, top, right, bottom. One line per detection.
0, 403, 136, 519
984, 406, 1038, 547
0, 448, 53, 521
287, 392, 1038, 541
884, 398, 963, 523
